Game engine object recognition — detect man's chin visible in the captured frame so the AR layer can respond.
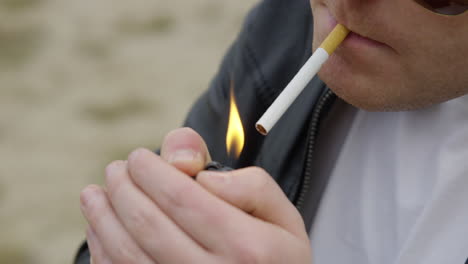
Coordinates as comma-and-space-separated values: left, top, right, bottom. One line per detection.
318, 54, 403, 111
318, 70, 397, 112
321, 79, 431, 112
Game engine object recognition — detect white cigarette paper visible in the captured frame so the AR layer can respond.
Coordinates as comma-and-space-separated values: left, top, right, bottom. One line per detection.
256, 24, 350, 135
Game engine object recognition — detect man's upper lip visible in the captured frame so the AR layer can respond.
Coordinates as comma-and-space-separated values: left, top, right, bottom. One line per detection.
334, 21, 384, 45
322, 2, 386, 45
329, 11, 391, 49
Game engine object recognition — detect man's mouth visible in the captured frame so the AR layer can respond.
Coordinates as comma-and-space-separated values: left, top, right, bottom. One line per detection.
324, 9, 391, 51
346, 31, 387, 48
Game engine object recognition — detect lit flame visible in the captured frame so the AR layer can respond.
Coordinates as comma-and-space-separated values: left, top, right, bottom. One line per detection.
226, 85, 245, 158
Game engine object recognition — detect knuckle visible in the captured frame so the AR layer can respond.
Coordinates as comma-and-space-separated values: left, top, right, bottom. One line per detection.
113, 241, 153, 264
104, 163, 128, 198
248, 167, 271, 191
127, 149, 160, 182
128, 148, 150, 166
105, 161, 124, 182
105, 160, 125, 172
113, 246, 139, 264
164, 181, 196, 209
127, 207, 154, 232
105, 178, 121, 200
232, 239, 269, 264
112, 239, 151, 264
248, 166, 268, 177
81, 186, 105, 221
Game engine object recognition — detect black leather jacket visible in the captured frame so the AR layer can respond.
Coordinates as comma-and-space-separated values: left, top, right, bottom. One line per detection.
75, 0, 337, 262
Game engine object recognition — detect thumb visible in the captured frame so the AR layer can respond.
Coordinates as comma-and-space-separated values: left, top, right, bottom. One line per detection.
196, 167, 308, 240
160, 127, 212, 177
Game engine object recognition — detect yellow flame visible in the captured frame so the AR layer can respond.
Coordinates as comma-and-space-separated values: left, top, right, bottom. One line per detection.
226, 86, 245, 158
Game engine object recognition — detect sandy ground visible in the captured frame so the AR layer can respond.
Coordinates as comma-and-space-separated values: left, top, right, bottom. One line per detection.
0, 0, 257, 263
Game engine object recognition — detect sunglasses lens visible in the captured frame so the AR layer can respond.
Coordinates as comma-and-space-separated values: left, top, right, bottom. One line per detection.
416, 0, 468, 15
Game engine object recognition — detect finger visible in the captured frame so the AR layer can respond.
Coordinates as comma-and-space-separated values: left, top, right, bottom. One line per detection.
196, 167, 308, 240
127, 148, 261, 253
105, 160, 212, 263
86, 226, 112, 264
160, 127, 212, 176
80, 185, 153, 264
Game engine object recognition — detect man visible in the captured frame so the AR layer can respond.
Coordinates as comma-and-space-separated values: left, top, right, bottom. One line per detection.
75, 0, 468, 263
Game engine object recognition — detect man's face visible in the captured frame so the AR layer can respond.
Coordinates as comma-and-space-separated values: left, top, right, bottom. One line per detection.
310, 0, 468, 111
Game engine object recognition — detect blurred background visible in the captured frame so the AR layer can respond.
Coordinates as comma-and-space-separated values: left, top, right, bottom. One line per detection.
0, 0, 257, 263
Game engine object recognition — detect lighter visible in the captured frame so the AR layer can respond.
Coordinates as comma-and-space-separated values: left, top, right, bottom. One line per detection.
204, 161, 234, 172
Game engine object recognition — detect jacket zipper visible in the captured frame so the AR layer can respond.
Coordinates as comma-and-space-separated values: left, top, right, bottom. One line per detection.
295, 88, 335, 210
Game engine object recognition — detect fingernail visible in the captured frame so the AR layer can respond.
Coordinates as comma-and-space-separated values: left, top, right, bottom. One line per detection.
168, 149, 199, 163
128, 148, 145, 162
105, 160, 125, 175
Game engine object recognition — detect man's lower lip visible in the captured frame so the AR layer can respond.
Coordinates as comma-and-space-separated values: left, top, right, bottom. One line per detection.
343, 32, 386, 48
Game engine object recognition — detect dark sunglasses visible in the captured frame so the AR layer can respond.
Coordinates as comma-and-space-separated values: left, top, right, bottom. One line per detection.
416, 0, 468, 15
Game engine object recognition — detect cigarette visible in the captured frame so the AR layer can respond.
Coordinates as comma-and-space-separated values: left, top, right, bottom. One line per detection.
255, 24, 350, 135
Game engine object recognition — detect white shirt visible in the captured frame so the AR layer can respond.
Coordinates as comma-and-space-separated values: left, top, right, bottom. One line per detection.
310, 95, 468, 264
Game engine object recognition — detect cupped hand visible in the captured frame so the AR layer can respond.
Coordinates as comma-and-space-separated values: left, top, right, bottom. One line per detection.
80, 127, 311, 264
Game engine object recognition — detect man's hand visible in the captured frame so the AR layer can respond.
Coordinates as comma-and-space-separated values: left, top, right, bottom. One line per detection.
80, 127, 311, 264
